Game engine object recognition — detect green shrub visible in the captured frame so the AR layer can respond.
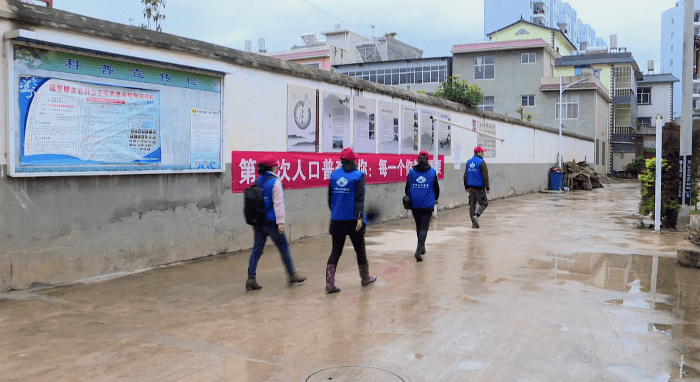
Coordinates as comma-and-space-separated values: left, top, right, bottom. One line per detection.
625, 156, 646, 176
432, 75, 484, 108
638, 158, 679, 227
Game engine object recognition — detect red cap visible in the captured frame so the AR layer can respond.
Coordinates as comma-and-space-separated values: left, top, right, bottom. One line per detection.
259, 155, 279, 167
418, 150, 430, 158
474, 146, 488, 153
340, 147, 357, 160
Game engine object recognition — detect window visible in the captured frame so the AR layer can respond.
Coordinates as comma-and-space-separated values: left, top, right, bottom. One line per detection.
521, 52, 536, 64
593, 69, 602, 79
637, 87, 651, 104
671, 32, 674, 38
671, 46, 673, 52
596, 139, 599, 165
302, 62, 321, 69
555, 93, 579, 119
637, 117, 652, 126
474, 56, 495, 80
671, 59, 673, 67
478, 96, 495, 111
672, 18, 674, 25
521, 95, 535, 107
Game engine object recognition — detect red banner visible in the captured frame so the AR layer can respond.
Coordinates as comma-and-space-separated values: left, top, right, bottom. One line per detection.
232, 151, 444, 193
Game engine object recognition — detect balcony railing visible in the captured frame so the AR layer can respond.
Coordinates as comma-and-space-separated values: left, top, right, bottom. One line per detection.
614, 89, 634, 97
613, 126, 633, 135
638, 126, 656, 135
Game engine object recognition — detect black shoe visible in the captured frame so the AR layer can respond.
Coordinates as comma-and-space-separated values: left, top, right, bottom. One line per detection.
471, 215, 480, 229
420, 246, 426, 255
415, 249, 423, 262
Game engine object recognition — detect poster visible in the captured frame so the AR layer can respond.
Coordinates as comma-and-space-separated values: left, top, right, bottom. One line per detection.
477, 120, 497, 158
190, 108, 221, 169
353, 96, 377, 153
378, 101, 400, 154
20, 76, 160, 165
287, 85, 317, 152
437, 112, 452, 155
401, 105, 419, 154
232, 151, 444, 193
419, 108, 436, 152
322, 91, 351, 152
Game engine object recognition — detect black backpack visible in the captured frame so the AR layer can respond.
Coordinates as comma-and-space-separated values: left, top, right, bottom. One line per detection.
244, 179, 268, 226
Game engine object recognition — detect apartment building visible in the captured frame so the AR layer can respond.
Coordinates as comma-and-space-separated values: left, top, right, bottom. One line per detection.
660, 0, 700, 119
556, 53, 643, 172
452, 19, 611, 174
484, 0, 606, 52
263, 28, 423, 70
333, 57, 452, 93
635, 74, 679, 149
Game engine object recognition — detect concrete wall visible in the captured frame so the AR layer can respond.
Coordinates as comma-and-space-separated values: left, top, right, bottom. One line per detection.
0, 1, 594, 291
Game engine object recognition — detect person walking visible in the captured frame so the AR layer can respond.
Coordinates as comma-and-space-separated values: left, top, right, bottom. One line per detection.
464, 146, 490, 229
246, 155, 306, 291
325, 148, 377, 294
406, 150, 439, 262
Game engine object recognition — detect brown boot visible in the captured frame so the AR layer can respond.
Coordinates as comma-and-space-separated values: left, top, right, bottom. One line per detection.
325, 264, 340, 294
359, 264, 377, 286
288, 273, 307, 286
245, 277, 262, 291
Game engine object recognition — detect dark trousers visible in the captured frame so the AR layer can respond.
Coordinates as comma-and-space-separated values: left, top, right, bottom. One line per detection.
412, 208, 433, 251
247, 222, 295, 278
468, 187, 488, 217
327, 231, 368, 267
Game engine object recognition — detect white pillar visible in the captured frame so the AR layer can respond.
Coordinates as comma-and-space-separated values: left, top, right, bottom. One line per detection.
655, 115, 663, 231
559, 76, 563, 169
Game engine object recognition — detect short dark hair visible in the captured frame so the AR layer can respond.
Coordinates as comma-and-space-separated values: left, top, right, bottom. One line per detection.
258, 163, 273, 175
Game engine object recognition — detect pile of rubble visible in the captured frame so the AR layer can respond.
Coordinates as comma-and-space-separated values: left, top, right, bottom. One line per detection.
562, 161, 605, 190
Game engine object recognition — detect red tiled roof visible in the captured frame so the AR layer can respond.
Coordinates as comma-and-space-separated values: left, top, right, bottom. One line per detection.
451, 38, 549, 53
268, 49, 331, 60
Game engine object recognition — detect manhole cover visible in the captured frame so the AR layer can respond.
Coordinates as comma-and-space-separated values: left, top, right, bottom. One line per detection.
305, 365, 408, 381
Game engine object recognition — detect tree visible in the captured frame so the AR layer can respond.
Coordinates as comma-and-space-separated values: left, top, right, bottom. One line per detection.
140, 0, 166, 32
431, 75, 484, 108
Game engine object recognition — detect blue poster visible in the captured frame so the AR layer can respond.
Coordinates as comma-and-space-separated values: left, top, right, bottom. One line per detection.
19, 76, 161, 165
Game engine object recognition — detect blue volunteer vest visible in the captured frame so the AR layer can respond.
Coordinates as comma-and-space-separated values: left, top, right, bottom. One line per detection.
465, 156, 485, 187
330, 168, 364, 221
257, 172, 278, 223
409, 168, 437, 209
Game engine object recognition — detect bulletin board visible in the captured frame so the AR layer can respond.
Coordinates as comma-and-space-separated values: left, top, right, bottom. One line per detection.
6, 40, 224, 176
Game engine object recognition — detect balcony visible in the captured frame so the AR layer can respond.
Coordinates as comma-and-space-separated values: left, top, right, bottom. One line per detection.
532, 15, 545, 26
637, 126, 656, 135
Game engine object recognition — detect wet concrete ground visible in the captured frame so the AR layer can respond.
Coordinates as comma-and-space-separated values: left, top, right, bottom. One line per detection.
2, 180, 700, 381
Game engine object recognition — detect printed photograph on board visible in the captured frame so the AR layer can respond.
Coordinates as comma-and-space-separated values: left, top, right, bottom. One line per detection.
378, 101, 400, 154
322, 91, 351, 152
400, 105, 418, 154
287, 84, 317, 152
353, 96, 377, 153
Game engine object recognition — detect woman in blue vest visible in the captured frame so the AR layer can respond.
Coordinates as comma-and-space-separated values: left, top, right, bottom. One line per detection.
464, 146, 490, 229
325, 148, 377, 293
406, 151, 440, 262
246, 155, 306, 291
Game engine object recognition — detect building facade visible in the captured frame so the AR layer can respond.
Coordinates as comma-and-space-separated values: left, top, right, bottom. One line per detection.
556, 53, 643, 172
333, 57, 452, 93
452, 20, 610, 174
635, 74, 679, 149
660, 0, 700, 120
265, 28, 423, 70
484, 0, 606, 52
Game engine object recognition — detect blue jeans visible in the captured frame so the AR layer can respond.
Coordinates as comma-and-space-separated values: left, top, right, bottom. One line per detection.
247, 222, 296, 278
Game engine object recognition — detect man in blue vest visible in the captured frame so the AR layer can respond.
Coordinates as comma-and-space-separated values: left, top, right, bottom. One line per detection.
464, 146, 490, 229
325, 147, 377, 293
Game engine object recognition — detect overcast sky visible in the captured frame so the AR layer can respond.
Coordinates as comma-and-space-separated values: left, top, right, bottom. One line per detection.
52, 0, 679, 75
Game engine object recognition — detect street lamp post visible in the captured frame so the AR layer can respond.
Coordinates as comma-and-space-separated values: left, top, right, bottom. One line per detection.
558, 76, 588, 169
